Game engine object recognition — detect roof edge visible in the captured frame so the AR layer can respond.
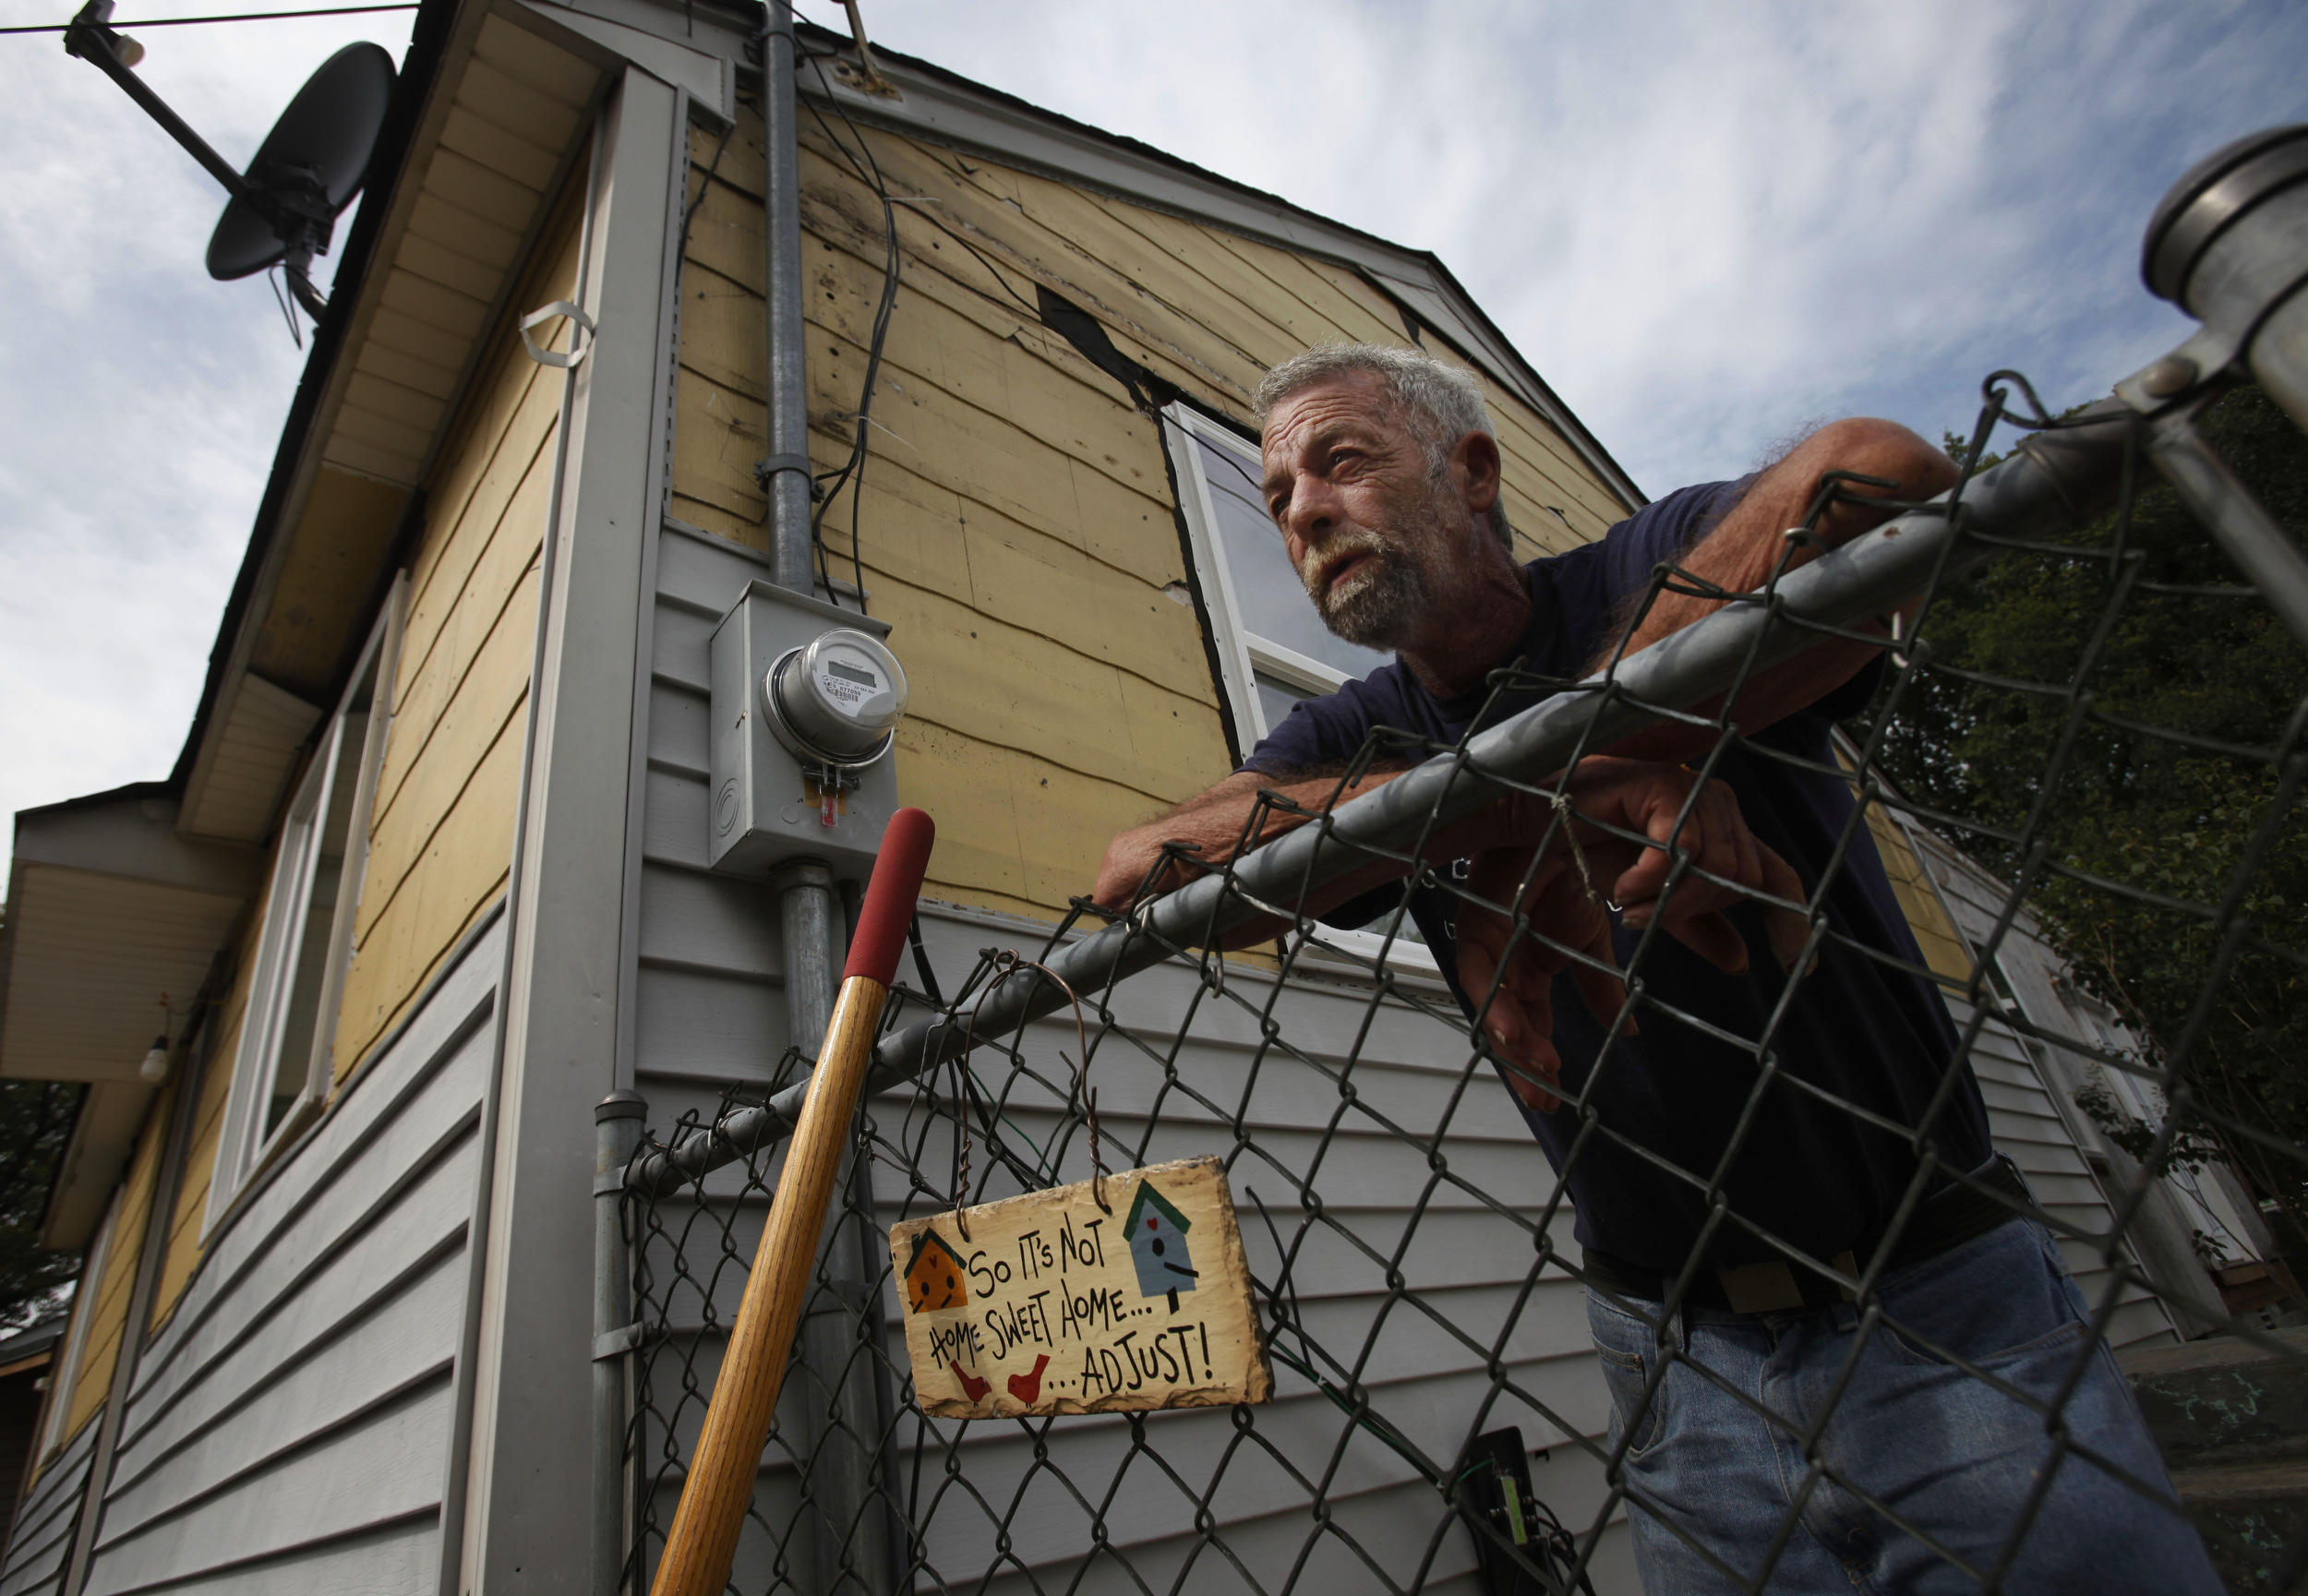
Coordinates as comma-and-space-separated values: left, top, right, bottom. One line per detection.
789, 18, 1645, 509
164, 0, 463, 793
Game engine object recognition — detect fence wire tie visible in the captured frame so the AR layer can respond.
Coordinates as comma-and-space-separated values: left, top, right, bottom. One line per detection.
1547, 788, 1617, 911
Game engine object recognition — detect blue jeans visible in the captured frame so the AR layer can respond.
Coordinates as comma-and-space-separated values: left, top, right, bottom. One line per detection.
1585, 1218, 2221, 1593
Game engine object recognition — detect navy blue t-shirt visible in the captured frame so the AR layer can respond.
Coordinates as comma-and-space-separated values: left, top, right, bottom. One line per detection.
1241, 482, 1993, 1273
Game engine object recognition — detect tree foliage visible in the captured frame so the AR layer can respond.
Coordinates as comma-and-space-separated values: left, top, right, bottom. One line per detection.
0, 1075, 85, 1331
1867, 384, 2308, 1235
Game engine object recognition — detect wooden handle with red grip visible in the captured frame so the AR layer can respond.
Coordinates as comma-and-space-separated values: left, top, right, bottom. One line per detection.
649, 809, 933, 1596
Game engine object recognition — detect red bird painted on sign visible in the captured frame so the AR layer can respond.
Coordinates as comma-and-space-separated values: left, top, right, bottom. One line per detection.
1007, 1352, 1051, 1405
950, 1360, 990, 1402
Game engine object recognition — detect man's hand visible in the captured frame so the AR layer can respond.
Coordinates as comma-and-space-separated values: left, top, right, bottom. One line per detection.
1455, 758, 1810, 1112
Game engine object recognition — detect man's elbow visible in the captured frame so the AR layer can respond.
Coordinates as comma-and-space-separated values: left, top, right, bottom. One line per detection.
1809, 418, 1959, 517
1092, 825, 1163, 912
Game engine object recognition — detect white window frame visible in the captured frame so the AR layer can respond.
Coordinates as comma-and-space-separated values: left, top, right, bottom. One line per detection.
37, 1184, 122, 1457
204, 580, 406, 1230
1161, 404, 1436, 974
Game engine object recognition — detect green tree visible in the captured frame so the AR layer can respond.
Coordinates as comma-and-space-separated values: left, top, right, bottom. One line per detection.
0, 1074, 84, 1332
1867, 384, 2308, 1240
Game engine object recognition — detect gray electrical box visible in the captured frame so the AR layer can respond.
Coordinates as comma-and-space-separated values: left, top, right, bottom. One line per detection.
707, 580, 908, 882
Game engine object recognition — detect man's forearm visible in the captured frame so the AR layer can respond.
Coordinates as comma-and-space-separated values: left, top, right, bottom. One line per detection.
1588, 421, 1957, 762
1092, 766, 1411, 918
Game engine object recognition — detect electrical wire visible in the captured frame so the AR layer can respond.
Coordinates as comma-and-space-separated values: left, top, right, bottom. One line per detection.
886, 197, 1041, 318
3, 4, 415, 32
675, 115, 734, 266
796, 40, 903, 614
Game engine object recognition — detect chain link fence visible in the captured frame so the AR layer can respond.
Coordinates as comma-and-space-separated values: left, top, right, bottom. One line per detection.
615, 84, 2308, 1573
604, 354, 2308, 1595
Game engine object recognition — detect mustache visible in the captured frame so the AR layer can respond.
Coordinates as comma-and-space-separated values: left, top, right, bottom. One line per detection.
1300, 532, 1389, 598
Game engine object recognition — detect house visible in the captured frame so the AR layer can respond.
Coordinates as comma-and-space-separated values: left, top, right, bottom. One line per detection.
0, 3, 2245, 1592
899, 1230, 967, 1316
1124, 1177, 1196, 1312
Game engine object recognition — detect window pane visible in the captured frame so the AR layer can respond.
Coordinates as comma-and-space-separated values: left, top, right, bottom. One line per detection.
1195, 433, 1392, 682
263, 711, 367, 1137
1253, 670, 1312, 738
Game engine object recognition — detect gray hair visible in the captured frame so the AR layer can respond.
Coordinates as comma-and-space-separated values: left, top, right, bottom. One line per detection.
1254, 342, 1513, 549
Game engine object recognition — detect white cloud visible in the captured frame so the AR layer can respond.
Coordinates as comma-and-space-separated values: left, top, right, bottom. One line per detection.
829, 0, 2304, 483
0, 2, 415, 860
3, 0, 2303, 879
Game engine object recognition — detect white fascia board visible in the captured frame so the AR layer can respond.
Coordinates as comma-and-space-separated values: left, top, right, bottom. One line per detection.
39, 1081, 159, 1252
518, 0, 739, 116
13, 796, 260, 901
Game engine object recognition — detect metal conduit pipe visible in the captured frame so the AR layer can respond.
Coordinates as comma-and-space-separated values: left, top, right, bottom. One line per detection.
761, 0, 814, 595
755, 9, 896, 1589
626, 405, 2144, 1197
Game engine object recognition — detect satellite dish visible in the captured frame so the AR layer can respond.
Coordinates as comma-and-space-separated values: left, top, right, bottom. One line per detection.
62, 2, 396, 322
206, 42, 396, 284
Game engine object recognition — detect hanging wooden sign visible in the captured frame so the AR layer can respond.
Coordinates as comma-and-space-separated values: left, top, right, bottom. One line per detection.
889, 1156, 1272, 1418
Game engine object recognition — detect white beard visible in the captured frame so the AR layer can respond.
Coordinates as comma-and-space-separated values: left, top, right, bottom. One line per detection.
1302, 498, 1454, 651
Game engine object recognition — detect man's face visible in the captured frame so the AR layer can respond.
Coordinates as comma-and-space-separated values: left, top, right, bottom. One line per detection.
1259, 374, 1465, 651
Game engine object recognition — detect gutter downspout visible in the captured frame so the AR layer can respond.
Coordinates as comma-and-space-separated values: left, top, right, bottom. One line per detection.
760, 9, 896, 1590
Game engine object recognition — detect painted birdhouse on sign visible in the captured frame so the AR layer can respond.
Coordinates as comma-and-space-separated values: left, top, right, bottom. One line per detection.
1125, 1180, 1197, 1312
904, 1230, 971, 1314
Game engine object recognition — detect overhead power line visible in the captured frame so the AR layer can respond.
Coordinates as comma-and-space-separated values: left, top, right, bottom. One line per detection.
2, 4, 415, 34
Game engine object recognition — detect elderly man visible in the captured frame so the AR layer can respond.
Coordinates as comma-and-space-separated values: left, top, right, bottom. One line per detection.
1094, 344, 2216, 1593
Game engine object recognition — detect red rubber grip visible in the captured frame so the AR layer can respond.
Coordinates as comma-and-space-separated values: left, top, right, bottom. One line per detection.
843, 808, 935, 986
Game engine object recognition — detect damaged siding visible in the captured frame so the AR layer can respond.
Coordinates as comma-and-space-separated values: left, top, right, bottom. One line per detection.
667, 110, 1630, 923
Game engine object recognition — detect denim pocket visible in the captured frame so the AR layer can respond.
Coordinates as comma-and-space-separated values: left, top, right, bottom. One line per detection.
1878, 1219, 2092, 1372
1884, 1311, 2086, 1372
1588, 1298, 1669, 1457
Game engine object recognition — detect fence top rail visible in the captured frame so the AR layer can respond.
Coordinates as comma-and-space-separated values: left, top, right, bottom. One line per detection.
625, 405, 2138, 1199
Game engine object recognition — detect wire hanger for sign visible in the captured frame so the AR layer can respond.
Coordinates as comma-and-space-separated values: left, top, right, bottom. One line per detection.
950, 949, 1105, 1240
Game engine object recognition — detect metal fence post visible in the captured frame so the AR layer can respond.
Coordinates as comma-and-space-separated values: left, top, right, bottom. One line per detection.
2135, 126, 2308, 652
595, 1089, 647, 1596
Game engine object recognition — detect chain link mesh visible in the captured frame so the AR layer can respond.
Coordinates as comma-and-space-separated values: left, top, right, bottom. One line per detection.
618, 373, 2308, 1595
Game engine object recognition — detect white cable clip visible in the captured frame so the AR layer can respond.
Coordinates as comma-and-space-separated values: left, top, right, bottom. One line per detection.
520, 300, 596, 368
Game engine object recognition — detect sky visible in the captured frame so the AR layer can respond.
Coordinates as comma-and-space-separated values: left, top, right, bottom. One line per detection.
3, 0, 2305, 875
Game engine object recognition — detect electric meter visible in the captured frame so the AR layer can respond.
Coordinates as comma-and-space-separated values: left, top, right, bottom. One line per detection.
708, 582, 907, 880
763, 629, 908, 766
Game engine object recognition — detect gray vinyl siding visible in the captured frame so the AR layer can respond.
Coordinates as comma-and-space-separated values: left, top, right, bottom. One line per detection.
71, 914, 501, 1596
1917, 846, 2178, 1350
628, 518, 1641, 1595
0, 1416, 99, 1596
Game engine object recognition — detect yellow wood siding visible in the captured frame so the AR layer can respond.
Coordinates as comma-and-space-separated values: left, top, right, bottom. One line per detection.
669, 114, 1628, 921
328, 169, 585, 1074
52, 1076, 174, 1442
1861, 800, 1973, 986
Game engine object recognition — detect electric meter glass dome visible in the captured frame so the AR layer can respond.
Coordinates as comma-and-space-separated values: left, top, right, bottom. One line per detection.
765, 628, 908, 763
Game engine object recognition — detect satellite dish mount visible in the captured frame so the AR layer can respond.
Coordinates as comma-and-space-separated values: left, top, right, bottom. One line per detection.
63, 1, 394, 322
